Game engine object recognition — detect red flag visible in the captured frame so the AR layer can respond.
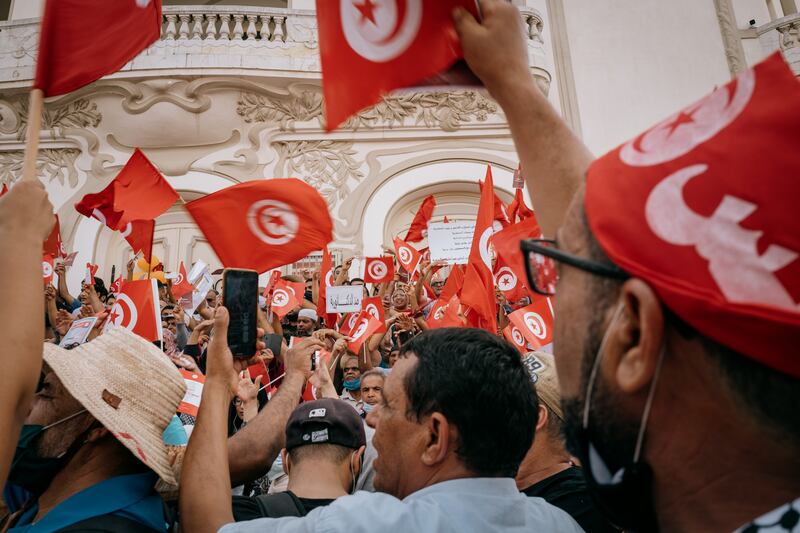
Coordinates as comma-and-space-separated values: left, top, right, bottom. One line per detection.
35, 0, 162, 97
492, 215, 542, 296
110, 275, 124, 295
393, 237, 421, 275
507, 188, 536, 224
42, 254, 54, 286
0, 184, 7, 197
508, 298, 554, 350
124, 219, 155, 263
347, 311, 383, 353
503, 324, 529, 353
302, 381, 317, 402
479, 167, 510, 228
270, 279, 300, 318
443, 216, 450, 223
494, 254, 527, 303
340, 312, 360, 336
316, 248, 337, 328
460, 167, 497, 333
439, 264, 465, 301
43, 215, 64, 258
362, 296, 387, 334
84, 263, 99, 285
104, 279, 161, 343
404, 195, 436, 242
316, 0, 481, 131
285, 280, 306, 304
185, 179, 332, 272
75, 149, 178, 230
364, 256, 394, 284
427, 294, 463, 329
171, 262, 193, 300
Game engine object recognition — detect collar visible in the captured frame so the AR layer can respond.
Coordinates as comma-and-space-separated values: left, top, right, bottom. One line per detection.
404, 477, 519, 502
733, 498, 800, 533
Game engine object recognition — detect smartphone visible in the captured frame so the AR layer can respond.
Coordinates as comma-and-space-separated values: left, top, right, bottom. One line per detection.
222, 268, 258, 357
311, 350, 320, 371
262, 333, 283, 357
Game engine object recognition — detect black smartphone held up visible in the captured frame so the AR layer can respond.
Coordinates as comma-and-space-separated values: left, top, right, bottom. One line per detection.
222, 268, 258, 358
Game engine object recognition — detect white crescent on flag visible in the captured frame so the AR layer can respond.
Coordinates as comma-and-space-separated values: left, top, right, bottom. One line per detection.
340, 0, 423, 63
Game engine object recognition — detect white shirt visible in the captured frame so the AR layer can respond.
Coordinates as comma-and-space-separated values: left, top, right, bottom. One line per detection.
219, 477, 584, 533
339, 390, 363, 415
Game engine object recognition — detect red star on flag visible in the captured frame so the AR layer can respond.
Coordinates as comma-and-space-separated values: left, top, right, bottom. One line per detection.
354, 0, 378, 25
665, 110, 696, 137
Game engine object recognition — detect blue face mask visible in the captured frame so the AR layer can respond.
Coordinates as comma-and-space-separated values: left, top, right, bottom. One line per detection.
362, 403, 376, 414
342, 378, 361, 391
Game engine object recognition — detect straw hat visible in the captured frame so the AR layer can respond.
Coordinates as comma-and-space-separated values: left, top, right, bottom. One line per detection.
43, 326, 186, 484
521, 351, 563, 421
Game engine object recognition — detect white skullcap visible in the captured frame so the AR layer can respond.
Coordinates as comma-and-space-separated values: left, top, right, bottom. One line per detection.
298, 309, 318, 322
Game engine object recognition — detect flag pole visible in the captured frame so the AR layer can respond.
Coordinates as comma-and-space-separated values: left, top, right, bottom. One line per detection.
21, 89, 44, 183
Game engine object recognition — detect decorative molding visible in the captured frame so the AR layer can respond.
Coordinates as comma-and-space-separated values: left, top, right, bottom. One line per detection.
273, 140, 364, 207
238, 89, 500, 132
0, 97, 101, 139
0, 148, 81, 187
713, 0, 748, 75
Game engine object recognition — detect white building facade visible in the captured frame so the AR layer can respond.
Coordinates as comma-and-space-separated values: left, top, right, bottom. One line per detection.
0, 0, 797, 292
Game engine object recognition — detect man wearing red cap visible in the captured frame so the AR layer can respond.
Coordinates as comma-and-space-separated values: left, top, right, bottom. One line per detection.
455, 1, 799, 532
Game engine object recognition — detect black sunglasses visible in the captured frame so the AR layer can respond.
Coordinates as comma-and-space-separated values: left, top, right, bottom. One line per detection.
520, 239, 629, 295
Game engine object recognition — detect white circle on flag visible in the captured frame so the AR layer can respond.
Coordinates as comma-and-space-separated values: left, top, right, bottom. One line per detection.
367, 260, 387, 280
175, 272, 185, 286
523, 311, 547, 340
42, 261, 52, 278
352, 318, 369, 339
272, 289, 290, 307
365, 303, 380, 320
433, 305, 446, 321
478, 227, 494, 270
247, 200, 299, 246
119, 223, 133, 238
340, 0, 423, 63
325, 271, 334, 287
511, 327, 525, 348
495, 267, 517, 291
398, 247, 412, 266
347, 313, 359, 332
108, 293, 138, 330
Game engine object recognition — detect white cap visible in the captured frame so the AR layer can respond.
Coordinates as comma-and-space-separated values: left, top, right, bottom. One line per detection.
298, 309, 318, 322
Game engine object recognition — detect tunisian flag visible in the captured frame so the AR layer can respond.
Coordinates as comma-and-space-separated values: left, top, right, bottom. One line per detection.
185, 179, 333, 272
460, 167, 497, 333
316, 0, 481, 130
43, 215, 65, 258
75, 149, 178, 230
42, 254, 54, 286
404, 195, 436, 242
507, 188, 536, 224
427, 294, 463, 329
362, 296, 387, 334
393, 237, 421, 274
270, 280, 300, 318
492, 215, 542, 301
171, 261, 194, 300
35, 0, 162, 97
364, 257, 394, 284
347, 311, 383, 353
103, 279, 161, 343
479, 167, 510, 228
508, 297, 554, 350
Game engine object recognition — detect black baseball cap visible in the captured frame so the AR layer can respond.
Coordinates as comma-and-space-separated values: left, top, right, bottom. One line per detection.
285, 398, 366, 451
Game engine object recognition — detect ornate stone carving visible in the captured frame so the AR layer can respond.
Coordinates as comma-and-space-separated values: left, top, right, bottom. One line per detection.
238, 89, 499, 132
274, 140, 364, 206
0, 97, 102, 139
777, 19, 800, 50
713, 0, 747, 75
0, 148, 81, 187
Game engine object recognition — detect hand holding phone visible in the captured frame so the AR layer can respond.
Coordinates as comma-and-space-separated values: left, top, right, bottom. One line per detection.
222, 268, 259, 357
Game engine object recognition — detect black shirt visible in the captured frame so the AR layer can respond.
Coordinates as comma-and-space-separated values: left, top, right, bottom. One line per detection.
232, 491, 335, 521
522, 466, 619, 533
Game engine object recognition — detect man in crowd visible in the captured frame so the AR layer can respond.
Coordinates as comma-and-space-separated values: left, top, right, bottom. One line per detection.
358, 369, 384, 416
455, 1, 800, 530
339, 354, 363, 414
232, 399, 366, 521
181, 324, 582, 532
0, 179, 54, 487
295, 309, 318, 337
517, 352, 618, 532
2, 327, 186, 531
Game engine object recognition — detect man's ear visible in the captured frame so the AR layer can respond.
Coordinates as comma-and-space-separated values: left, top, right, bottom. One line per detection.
352, 445, 366, 476
535, 404, 548, 433
281, 448, 290, 476
420, 412, 452, 467
608, 279, 665, 395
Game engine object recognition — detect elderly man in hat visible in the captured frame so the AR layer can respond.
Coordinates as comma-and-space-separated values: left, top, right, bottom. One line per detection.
295, 309, 318, 337
455, 1, 800, 531
1, 327, 186, 532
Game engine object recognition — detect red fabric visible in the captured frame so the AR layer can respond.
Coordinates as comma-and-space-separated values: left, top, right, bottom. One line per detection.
171, 262, 193, 300
185, 179, 332, 272
104, 279, 160, 342
42, 254, 54, 286
124, 219, 154, 263
347, 311, 383, 353
75, 149, 177, 230
316, 0, 480, 131
460, 166, 497, 333
362, 296, 387, 334
494, 254, 527, 303
110, 275, 124, 295
43, 215, 65, 258
364, 256, 394, 284
393, 237, 422, 274
503, 324, 529, 353
507, 297, 554, 350
492, 215, 542, 301
404, 195, 436, 242
84, 263, 99, 285
35, 0, 161, 97
270, 279, 300, 318
427, 294, 463, 329
286, 281, 306, 304
439, 264, 464, 301
507, 188, 536, 224
316, 248, 338, 328
443, 216, 449, 223
479, 168, 510, 227
262, 271, 282, 299
340, 312, 360, 336
0, 184, 7, 197
585, 53, 800, 377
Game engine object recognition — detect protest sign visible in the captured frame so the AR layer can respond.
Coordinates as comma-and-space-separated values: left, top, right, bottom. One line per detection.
326, 285, 363, 314
427, 221, 476, 264
59, 317, 98, 347
178, 369, 205, 417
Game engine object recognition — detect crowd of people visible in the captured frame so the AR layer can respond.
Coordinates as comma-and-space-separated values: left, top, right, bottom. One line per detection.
0, 1, 797, 532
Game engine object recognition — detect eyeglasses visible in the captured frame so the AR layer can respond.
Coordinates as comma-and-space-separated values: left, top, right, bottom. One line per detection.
520, 239, 629, 296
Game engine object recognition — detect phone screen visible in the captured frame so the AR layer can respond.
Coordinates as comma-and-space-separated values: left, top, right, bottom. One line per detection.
223, 269, 258, 357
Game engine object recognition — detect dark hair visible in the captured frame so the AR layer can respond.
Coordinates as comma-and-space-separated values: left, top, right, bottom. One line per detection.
581, 209, 800, 445
399, 328, 538, 477
350, 277, 365, 285
289, 443, 353, 464
92, 277, 108, 299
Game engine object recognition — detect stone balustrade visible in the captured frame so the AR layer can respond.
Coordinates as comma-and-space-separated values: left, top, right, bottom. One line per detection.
757, 12, 800, 76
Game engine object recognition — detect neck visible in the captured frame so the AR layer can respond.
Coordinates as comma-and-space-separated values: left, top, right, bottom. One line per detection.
287, 462, 349, 499
346, 388, 361, 400
515, 445, 572, 491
